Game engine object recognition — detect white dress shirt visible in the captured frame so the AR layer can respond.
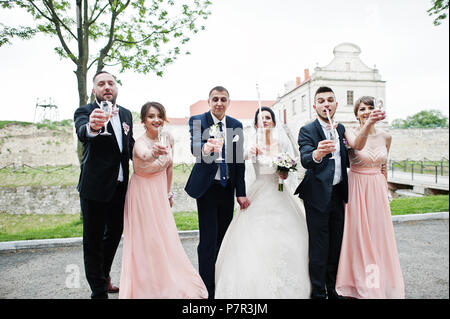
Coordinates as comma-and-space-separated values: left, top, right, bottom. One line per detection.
210, 112, 228, 181
313, 117, 342, 186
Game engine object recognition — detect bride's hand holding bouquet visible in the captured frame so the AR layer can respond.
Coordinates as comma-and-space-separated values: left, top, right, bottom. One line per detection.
273, 152, 297, 191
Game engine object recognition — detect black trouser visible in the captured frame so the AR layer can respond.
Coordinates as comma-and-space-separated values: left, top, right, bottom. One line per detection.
80, 182, 126, 299
196, 181, 234, 299
304, 184, 345, 299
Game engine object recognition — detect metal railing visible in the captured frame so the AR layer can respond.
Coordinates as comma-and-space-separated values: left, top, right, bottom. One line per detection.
388, 158, 449, 184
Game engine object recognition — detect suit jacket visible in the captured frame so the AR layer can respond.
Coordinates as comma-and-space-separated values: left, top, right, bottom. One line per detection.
74, 102, 134, 202
294, 119, 349, 212
185, 112, 246, 199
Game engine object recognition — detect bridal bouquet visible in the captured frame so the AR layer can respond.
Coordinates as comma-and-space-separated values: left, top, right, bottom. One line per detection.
272, 152, 297, 191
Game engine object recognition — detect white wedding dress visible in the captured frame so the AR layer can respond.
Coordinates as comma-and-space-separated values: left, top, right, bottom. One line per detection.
215, 148, 311, 299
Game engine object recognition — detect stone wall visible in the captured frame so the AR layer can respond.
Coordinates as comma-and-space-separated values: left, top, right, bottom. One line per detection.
0, 185, 80, 215
388, 128, 449, 161
0, 183, 196, 215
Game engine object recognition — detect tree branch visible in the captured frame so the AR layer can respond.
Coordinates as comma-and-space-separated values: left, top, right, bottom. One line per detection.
96, 0, 131, 72
30, 0, 78, 40
41, 0, 77, 64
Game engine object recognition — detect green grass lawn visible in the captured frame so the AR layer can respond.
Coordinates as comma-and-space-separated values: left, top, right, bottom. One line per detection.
0, 195, 448, 242
0, 163, 193, 187
390, 194, 449, 215
0, 211, 198, 242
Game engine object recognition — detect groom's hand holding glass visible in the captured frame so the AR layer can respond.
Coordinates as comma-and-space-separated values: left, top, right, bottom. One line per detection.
313, 140, 337, 162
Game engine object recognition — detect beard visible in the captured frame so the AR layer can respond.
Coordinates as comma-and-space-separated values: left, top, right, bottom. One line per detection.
95, 92, 117, 106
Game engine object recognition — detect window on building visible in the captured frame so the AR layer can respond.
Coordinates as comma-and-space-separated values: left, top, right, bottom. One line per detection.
301, 95, 306, 112
347, 90, 354, 105
346, 62, 351, 71
292, 99, 296, 115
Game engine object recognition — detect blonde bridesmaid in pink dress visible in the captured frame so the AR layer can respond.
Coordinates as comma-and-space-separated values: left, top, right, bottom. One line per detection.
119, 102, 208, 299
336, 96, 405, 299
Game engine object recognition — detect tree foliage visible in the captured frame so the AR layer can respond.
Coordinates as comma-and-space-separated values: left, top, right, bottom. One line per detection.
1, 0, 212, 163
427, 0, 449, 26
0, 0, 212, 106
391, 109, 449, 128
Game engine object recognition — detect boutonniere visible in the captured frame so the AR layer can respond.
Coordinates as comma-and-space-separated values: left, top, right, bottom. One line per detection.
208, 123, 220, 137
232, 135, 240, 143
122, 122, 130, 135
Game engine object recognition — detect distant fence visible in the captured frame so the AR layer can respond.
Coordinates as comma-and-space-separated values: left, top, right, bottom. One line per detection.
388, 158, 449, 183
0, 162, 194, 175
0, 163, 75, 174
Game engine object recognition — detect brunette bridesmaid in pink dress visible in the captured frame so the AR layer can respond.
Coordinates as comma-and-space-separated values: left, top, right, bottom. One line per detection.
336, 96, 405, 299
119, 102, 208, 299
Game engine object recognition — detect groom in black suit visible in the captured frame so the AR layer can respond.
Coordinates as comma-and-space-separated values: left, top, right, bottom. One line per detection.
295, 86, 349, 299
185, 86, 250, 298
74, 71, 134, 299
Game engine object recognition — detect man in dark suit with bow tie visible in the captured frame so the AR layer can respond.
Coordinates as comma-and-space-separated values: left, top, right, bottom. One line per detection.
295, 86, 349, 299
185, 86, 250, 298
74, 71, 134, 299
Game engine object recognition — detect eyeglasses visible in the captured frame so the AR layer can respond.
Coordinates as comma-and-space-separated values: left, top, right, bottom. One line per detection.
211, 96, 228, 103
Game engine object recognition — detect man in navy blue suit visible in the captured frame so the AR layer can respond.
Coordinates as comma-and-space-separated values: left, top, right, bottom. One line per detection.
294, 86, 349, 299
185, 86, 250, 298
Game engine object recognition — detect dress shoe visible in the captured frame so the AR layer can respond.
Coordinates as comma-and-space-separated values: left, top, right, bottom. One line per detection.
106, 277, 119, 293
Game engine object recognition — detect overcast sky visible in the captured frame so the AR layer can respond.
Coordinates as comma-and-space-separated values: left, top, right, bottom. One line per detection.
0, 0, 448, 123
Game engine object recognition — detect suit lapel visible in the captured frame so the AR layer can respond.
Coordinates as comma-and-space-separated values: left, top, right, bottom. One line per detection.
205, 111, 215, 129
314, 119, 327, 141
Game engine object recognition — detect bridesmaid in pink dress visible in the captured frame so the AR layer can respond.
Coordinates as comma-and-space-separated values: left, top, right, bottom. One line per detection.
336, 96, 405, 299
119, 102, 208, 299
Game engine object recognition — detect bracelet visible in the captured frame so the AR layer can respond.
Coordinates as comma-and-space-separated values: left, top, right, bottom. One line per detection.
168, 191, 175, 200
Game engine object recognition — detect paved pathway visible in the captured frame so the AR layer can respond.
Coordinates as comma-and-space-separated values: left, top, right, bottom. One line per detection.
388, 171, 449, 191
0, 218, 448, 299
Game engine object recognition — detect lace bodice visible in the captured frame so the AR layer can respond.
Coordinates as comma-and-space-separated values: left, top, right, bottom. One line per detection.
348, 132, 388, 168
132, 134, 173, 177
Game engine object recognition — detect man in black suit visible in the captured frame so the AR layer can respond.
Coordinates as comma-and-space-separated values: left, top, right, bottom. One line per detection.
74, 71, 134, 299
185, 86, 250, 298
294, 86, 349, 299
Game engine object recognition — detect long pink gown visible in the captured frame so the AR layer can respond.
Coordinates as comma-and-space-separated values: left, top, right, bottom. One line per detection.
336, 131, 405, 299
119, 134, 208, 299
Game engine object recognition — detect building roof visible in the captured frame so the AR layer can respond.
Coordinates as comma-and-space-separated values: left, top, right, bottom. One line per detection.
167, 117, 189, 125
189, 100, 275, 119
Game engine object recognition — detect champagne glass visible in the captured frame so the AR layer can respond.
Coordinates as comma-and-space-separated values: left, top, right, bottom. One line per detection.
374, 98, 386, 122
158, 126, 169, 158
100, 101, 112, 136
215, 130, 225, 161
376, 98, 384, 111
325, 109, 339, 159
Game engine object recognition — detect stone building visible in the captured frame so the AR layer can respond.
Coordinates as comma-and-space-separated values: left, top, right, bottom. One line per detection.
271, 42, 388, 143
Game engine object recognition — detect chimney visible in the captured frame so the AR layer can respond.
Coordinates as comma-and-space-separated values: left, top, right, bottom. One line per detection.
304, 69, 310, 81
296, 76, 301, 86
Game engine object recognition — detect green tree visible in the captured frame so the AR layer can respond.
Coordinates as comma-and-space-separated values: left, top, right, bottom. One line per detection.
0, 0, 212, 161
0, 0, 212, 107
427, 0, 449, 26
391, 109, 449, 128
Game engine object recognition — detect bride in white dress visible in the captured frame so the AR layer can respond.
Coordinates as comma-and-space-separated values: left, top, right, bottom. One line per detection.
215, 107, 311, 299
